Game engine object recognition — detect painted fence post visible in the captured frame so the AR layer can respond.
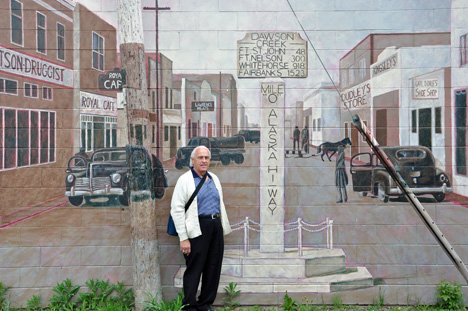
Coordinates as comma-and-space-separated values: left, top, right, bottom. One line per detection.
298, 218, 303, 256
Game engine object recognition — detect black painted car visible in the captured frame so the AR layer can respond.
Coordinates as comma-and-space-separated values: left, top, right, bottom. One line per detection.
350, 146, 453, 202
65, 146, 167, 206
235, 130, 260, 144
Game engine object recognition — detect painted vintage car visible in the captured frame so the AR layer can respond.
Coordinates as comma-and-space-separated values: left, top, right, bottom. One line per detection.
175, 136, 245, 169
235, 130, 260, 144
65, 146, 167, 206
350, 146, 453, 202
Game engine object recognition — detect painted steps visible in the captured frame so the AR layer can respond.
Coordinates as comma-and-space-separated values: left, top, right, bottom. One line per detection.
173, 247, 374, 293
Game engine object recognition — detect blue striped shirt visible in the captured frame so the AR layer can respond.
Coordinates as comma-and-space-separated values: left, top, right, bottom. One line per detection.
191, 168, 220, 216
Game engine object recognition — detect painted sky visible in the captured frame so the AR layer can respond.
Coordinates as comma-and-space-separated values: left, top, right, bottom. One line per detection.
74, 0, 451, 124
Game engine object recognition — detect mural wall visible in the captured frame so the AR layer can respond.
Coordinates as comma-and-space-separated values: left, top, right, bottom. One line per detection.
1, 0, 468, 307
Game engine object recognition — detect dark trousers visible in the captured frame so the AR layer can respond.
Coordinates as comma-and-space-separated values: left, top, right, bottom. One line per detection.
182, 217, 224, 311
293, 138, 300, 150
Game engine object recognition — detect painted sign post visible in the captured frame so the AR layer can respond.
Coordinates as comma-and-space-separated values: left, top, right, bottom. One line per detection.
260, 79, 285, 253
237, 32, 307, 78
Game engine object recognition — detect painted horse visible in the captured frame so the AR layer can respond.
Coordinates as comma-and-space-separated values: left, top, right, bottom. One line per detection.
316, 137, 352, 161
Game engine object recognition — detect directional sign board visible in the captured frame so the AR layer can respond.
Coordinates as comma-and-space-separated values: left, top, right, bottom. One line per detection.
237, 32, 307, 78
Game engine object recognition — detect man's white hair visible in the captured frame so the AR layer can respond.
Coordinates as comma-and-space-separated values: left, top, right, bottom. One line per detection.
189, 145, 211, 167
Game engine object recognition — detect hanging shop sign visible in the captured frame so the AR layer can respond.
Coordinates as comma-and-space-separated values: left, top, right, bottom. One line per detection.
98, 68, 125, 91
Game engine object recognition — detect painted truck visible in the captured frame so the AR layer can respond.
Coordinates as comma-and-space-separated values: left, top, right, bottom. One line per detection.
175, 136, 246, 169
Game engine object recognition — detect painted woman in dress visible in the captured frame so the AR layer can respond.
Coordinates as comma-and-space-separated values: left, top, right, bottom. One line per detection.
335, 144, 348, 203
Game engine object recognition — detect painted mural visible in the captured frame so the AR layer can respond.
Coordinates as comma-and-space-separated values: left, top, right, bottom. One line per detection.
1, 0, 468, 307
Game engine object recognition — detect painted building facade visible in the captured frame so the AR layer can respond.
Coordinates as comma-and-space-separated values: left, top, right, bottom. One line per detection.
73, 3, 118, 154
0, 0, 74, 208
339, 33, 451, 157
302, 82, 341, 148
451, 0, 468, 198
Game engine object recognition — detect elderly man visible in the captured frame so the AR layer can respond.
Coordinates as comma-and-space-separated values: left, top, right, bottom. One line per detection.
171, 146, 232, 311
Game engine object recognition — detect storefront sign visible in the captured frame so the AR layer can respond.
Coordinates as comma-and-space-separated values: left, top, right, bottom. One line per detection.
340, 81, 371, 110
80, 91, 117, 117
0, 45, 73, 87
372, 53, 398, 78
413, 78, 439, 99
191, 101, 214, 111
98, 68, 124, 91
237, 32, 307, 78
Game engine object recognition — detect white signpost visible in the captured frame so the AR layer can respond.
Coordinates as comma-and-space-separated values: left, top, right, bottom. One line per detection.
260, 79, 285, 253
238, 32, 307, 78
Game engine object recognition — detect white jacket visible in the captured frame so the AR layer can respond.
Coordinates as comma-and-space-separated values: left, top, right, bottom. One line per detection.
170, 170, 232, 241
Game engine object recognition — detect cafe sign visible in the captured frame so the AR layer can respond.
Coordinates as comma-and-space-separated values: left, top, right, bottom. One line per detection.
80, 91, 117, 117
98, 68, 125, 91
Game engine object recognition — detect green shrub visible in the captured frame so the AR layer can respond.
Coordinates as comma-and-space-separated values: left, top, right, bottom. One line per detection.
141, 290, 185, 311
283, 292, 298, 311
48, 278, 80, 310
436, 280, 465, 310
26, 295, 42, 311
0, 282, 11, 309
223, 282, 241, 310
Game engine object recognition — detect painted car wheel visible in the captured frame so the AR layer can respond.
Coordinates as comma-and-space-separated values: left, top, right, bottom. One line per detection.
154, 176, 166, 199
234, 154, 244, 164
175, 160, 184, 170
68, 196, 84, 207
221, 155, 231, 165
119, 183, 130, 206
433, 193, 446, 202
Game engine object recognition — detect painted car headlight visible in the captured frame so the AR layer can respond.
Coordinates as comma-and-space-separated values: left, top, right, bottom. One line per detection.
67, 174, 75, 183
112, 173, 122, 184
439, 174, 447, 183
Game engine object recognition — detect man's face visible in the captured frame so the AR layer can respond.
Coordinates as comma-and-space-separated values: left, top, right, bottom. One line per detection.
192, 148, 210, 176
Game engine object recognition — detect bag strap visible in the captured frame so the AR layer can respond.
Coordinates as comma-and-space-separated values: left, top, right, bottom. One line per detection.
184, 172, 207, 212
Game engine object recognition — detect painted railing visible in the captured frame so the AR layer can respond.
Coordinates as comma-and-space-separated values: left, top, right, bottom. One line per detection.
231, 217, 334, 257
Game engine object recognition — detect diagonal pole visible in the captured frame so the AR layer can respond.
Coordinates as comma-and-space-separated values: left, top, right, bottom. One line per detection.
352, 114, 468, 284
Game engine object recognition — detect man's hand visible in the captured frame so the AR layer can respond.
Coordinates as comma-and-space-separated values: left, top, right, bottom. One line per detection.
180, 239, 191, 255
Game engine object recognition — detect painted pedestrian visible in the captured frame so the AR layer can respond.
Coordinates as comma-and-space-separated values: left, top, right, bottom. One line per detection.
301, 125, 309, 153
335, 144, 348, 203
293, 126, 300, 151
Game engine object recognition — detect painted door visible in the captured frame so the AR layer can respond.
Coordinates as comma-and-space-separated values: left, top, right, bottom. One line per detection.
376, 109, 387, 146
170, 126, 177, 158
418, 108, 432, 150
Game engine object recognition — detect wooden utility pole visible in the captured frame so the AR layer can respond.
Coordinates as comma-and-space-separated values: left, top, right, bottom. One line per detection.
143, 0, 170, 159
117, 0, 162, 309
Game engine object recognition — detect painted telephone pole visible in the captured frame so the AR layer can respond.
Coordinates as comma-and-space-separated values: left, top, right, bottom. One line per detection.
117, 0, 162, 308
